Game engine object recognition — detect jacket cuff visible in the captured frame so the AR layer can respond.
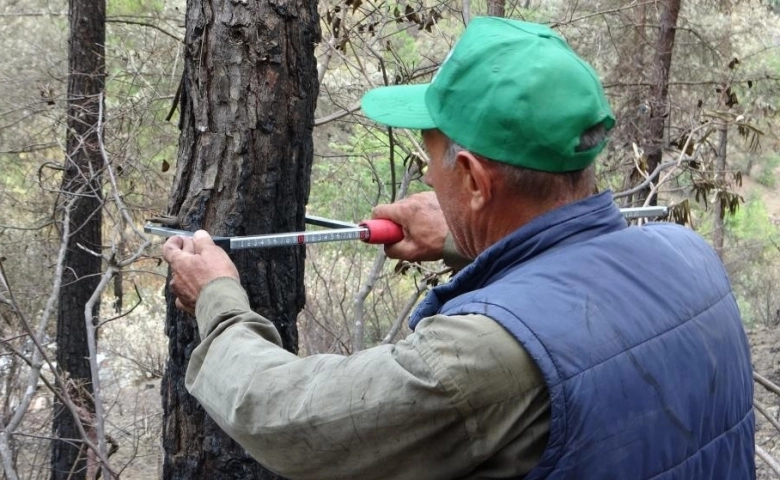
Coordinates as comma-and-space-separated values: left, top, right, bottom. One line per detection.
195, 277, 251, 338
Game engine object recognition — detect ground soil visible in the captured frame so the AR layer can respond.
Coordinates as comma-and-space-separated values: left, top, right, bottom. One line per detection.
728, 163, 780, 478
737, 167, 780, 224
749, 325, 780, 479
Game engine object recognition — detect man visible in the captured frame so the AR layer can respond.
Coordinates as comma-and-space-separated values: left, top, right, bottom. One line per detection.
164, 17, 755, 479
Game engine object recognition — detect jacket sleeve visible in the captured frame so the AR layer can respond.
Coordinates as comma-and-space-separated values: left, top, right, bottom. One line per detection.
186, 277, 547, 480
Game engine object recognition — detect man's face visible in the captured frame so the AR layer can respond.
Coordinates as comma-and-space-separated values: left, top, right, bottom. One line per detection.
421, 129, 449, 190
422, 129, 471, 256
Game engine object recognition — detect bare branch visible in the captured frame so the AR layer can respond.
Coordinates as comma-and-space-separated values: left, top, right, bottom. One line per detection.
551, 1, 661, 29
314, 102, 362, 126
754, 371, 780, 397
613, 159, 678, 200
106, 18, 182, 43
641, 121, 714, 208
0, 198, 115, 479
756, 445, 780, 477
382, 283, 425, 345
754, 400, 780, 434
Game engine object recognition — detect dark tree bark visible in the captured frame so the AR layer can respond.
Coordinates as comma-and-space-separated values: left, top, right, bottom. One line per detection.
161, 1, 320, 479
639, 0, 681, 206
51, 0, 106, 478
712, 124, 728, 259
487, 0, 505, 18
614, 3, 649, 197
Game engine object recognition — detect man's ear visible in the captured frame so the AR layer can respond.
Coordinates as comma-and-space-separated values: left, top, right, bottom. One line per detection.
454, 151, 494, 211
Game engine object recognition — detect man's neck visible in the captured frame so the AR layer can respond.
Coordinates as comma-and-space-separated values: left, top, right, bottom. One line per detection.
477, 193, 589, 254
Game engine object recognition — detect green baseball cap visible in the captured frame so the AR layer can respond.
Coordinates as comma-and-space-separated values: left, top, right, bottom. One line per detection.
361, 17, 616, 173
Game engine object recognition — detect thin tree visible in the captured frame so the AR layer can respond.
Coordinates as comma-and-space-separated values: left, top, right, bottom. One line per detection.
51, 0, 106, 477
487, 0, 505, 18
160, 0, 320, 478
639, 0, 681, 206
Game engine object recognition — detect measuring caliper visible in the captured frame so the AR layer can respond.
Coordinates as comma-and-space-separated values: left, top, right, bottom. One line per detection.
144, 216, 405, 253
144, 206, 668, 252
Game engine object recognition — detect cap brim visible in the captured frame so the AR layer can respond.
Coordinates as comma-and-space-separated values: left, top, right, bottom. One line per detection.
361, 84, 437, 129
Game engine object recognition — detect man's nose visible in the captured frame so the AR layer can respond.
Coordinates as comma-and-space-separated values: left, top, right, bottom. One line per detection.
422, 167, 433, 187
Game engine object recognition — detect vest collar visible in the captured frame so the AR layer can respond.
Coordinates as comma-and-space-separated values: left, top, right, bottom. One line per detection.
409, 191, 626, 329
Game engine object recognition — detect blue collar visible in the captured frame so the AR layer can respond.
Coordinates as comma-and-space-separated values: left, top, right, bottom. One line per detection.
409, 191, 627, 328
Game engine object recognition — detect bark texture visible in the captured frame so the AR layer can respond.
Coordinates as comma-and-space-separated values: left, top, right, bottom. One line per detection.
51, 0, 106, 478
641, 0, 681, 206
487, 0, 505, 18
161, 1, 320, 479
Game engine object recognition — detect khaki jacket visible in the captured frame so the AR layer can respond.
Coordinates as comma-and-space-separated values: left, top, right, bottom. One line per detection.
186, 277, 550, 479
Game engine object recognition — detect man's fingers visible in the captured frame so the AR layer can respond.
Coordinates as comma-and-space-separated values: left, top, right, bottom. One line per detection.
371, 204, 391, 220
162, 235, 186, 265
192, 230, 215, 254
181, 236, 195, 254
384, 240, 415, 260
371, 202, 407, 223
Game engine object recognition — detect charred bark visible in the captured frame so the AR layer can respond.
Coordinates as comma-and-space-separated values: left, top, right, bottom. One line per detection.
51, 0, 106, 478
161, 1, 320, 479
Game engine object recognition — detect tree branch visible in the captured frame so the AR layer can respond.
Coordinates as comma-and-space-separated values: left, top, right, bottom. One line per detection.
106, 18, 182, 43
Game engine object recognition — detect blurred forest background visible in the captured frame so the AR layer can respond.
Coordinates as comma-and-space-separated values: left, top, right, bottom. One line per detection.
3, 0, 780, 478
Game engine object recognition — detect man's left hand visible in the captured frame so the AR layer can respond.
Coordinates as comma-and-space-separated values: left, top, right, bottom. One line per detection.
162, 230, 240, 314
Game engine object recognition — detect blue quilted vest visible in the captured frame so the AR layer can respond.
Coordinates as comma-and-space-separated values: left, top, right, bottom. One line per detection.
409, 192, 755, 479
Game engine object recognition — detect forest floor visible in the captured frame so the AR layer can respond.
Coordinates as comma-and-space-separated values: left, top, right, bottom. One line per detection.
749, 325, 780, 480
743, 165, 780, 479
738, 170, 780, 224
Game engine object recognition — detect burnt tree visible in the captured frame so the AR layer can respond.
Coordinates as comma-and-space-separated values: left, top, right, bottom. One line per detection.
160, 1, 320, 479
51, 0, 106, 478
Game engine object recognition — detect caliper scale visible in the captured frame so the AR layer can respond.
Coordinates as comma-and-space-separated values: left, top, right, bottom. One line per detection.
144, 206, 668, 252
144, 216, 405, 253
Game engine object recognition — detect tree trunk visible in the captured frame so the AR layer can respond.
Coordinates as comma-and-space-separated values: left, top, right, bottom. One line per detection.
713, 123, 727, 259
640, 0, 681, 206
487, 0, 505, 18
713, 0, 733, 260
160, 2, 320, 479
620, 2, 649, 199
51, 0, 106, 478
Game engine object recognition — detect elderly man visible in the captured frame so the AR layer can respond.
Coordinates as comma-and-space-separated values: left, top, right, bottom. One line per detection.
164, 17, 755, 480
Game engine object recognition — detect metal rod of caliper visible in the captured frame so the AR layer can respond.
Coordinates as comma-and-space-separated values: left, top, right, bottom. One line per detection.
144, 217, 405, 252
144, 206, 668, 252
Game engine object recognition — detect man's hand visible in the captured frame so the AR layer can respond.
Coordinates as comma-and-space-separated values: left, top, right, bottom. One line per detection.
371, 192, 448, 262
162, 230, 240, 314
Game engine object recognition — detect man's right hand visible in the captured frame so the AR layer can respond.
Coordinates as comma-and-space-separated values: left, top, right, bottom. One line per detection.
371, 192, 448, 262
163, 230, 240, 314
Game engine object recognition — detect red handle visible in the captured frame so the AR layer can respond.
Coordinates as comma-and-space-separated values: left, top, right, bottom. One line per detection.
359, 219, 404, 245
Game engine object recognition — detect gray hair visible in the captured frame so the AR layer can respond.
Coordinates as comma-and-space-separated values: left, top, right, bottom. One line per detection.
575, 123, 608, 152
443, 123, 608, 166
441, 123, 606, 201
